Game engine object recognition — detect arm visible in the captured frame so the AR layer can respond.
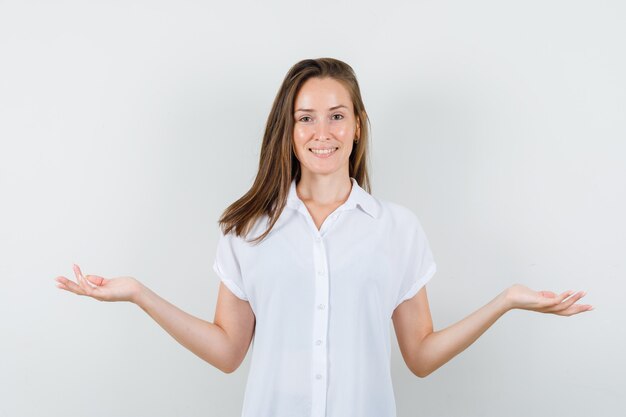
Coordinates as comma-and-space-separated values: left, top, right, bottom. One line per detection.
55, 264, 255, 374
134, 283, 243, 374
392, 284, 592, 378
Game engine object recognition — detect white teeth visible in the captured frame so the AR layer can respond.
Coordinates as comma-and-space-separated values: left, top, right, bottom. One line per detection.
310, 148, 337, 155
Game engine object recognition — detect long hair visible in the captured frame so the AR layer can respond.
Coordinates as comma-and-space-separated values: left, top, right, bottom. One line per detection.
217, 57, 372, 244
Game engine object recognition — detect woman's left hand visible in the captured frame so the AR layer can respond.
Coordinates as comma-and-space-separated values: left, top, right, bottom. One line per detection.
504, 284, 593, 316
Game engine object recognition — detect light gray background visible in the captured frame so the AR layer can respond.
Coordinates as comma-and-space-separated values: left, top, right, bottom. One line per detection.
1, 1, 624, 416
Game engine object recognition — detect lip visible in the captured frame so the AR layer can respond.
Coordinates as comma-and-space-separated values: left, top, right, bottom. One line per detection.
309, 147, 338, 159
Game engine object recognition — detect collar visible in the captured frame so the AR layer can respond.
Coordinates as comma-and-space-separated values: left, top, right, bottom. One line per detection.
285, 177, 380, 219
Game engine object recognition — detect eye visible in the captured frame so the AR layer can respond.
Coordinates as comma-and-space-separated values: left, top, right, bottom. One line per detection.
331, 114, 344, 120
299, 116, 312, 122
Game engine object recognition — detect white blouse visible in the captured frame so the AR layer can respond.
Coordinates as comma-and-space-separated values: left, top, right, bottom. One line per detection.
213, 177, 437, 417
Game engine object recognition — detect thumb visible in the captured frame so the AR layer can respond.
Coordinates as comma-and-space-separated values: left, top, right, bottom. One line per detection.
85, 275, 107, 286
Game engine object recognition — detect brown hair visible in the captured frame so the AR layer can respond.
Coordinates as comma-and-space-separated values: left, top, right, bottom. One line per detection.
217, 57, 372, 244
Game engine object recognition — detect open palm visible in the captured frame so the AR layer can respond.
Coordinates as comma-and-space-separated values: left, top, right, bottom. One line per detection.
55, 264, 141, 303
505, 283, 592, 316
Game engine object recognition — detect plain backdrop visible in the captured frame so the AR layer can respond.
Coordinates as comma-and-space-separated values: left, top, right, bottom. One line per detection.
1, 1, 625, 416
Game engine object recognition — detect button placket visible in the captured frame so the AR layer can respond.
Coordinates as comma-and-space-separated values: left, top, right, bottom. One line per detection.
311, 232, 329, 417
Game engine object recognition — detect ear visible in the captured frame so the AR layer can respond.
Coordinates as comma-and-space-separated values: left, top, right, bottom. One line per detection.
355, 115, 361, 139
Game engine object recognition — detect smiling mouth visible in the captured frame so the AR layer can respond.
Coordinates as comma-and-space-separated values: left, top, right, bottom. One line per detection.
309, 147, 338, 155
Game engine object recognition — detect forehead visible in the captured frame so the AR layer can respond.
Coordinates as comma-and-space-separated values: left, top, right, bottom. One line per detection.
294, 77, 353, 109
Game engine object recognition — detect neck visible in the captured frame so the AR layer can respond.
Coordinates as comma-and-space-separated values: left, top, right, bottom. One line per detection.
296, 173, 353, 207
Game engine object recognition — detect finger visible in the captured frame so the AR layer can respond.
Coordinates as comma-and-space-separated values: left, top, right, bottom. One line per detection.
558, 290, 574, 302
74, 264, 92, 288
55, 276, 86, 295
72, 264, 87, 290
555, 302, 593, 316
73, 264, 94, 293
56, 281, 77, 293
85, 274, 106, 286
543, 290, 573, 307
546, 291, 583, 313
537, 290, 572, 309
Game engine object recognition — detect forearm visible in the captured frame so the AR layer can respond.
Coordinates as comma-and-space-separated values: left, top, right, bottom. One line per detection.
412, 290, 510, 377
133, 284, 234, 373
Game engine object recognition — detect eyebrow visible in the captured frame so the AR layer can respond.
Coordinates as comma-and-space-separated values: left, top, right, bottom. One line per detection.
294, 104, 349, 113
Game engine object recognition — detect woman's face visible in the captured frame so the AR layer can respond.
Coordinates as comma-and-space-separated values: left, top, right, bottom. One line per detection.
293, 77, 360, 180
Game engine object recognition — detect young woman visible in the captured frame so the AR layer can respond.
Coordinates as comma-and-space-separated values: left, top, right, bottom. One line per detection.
55, 58, 592, 417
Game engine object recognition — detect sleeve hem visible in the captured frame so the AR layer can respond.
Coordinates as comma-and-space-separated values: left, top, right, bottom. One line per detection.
212, 261, 248, 301
393, 262, 437, 311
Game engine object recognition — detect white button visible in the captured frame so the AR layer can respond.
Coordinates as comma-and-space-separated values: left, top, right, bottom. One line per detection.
316, 374, 323, 380
317, 304, 325, 310
315, 236, 321, 242
317, 270, 325, 276
316, 339, 322, 345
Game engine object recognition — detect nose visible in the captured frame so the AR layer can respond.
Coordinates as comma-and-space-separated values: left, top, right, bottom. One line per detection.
314, 118, 331, 140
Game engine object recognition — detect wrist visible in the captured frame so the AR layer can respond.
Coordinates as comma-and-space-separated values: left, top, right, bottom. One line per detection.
131, 280, 149, 306
495, 289, 513, 315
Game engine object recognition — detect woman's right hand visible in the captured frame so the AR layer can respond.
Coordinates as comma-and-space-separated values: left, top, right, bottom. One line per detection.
55, 264, 143, 303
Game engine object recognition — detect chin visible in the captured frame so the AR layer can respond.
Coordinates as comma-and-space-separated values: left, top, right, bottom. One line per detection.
301, 163, 348, 178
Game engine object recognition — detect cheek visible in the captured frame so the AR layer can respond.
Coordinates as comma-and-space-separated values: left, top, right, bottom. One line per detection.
331, 122, 354, 138
292, 128, 307, 160
293, 126, 309, 144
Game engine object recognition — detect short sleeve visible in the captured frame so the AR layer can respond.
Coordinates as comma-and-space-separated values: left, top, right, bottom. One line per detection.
212, 229, 249, 301
394, 213, 437, 310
